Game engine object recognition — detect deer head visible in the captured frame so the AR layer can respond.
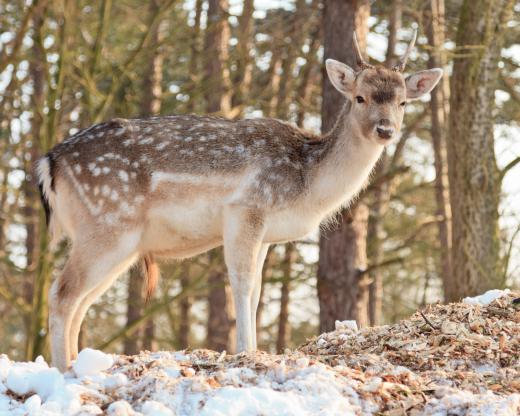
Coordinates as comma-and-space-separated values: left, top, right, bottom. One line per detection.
325, 29, 443, 145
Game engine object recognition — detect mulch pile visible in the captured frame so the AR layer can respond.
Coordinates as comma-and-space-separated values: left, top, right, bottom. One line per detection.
299, 292, 520, 414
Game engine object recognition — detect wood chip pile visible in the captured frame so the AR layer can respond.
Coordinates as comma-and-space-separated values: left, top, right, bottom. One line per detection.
299, 292, 520, 414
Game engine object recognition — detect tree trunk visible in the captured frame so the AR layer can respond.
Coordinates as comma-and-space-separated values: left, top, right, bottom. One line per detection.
124, 0, 164, 354
427, 0, 453, 302
318, 0, 370, 333
446, 0, 513, 299
25, 0, 53, 361
178, 270, 191, 349
187, 0, 203, 113
368, 0, 401, 326
124, 267, 144, 355
203, 0, 232, 116
204, 0, 234, 351
276, 245, 295, 353
207, 252, 235, 351
233, 0, 254, 109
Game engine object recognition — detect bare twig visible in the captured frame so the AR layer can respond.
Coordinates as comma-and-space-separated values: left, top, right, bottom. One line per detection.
420, 310, 439, 330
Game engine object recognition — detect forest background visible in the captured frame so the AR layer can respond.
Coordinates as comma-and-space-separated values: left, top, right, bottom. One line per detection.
0, 0, 518, 361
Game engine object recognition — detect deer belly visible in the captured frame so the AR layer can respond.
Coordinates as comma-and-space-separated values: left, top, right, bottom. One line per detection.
141, 200, 224, 255
264, 209, 321, 243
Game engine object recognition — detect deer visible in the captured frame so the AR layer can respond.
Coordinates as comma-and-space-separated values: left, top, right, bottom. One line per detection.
37, 29, 442, 372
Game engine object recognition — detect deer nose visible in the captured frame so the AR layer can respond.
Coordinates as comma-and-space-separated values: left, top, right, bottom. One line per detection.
376, 126, 394, 139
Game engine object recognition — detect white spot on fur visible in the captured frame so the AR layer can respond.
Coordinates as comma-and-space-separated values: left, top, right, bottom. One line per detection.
102, 167, 111, 174
96, 131, 104, 138
93, 186, 100, 196
74, 164, 82, 174
138, 137, 154, 145
73, 152, 79, 157
130, 172, 137, 179
102, 185, 111, 197
132, 161, 139, 168
120, 201, 135, 216
118, 170, 129, 182
88, 163, 96, 171
155, 142, 168, 150
97, 156, 105, 162
123, 185, 130, 193
144, 126, 153, 133
93, 167, 101, 176
123, 138, 135, 146
110, 190, 119, 201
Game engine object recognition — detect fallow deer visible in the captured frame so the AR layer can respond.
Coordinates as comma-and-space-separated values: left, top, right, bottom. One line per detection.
37, 29, 442, 371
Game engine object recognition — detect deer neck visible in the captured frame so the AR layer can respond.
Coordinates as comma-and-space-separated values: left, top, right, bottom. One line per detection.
306, 101, 384, 215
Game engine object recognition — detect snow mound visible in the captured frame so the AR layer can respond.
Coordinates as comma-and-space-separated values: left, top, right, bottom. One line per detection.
463, 288, 511, 306
0, 290, 518, 415
72, 348, 114, 377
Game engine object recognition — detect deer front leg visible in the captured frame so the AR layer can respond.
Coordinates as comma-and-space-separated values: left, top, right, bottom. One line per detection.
223, 206, 265, 353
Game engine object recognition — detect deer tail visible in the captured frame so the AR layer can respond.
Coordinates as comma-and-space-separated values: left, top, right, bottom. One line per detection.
36, 154, 63, 249
143, 253, 160, 302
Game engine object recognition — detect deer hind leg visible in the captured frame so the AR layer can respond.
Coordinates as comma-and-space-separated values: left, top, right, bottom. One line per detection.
223, 206, 265, 353
68, 275, 125, 361
50, 231, 140, 371
250, 244, 269, 350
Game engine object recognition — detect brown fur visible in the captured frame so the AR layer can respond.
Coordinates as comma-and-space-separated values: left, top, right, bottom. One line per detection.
143, 254, 159, 301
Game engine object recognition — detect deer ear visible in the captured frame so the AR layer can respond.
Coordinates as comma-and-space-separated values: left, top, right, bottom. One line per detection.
325, 59, 356, 96
405, 68, 443, 100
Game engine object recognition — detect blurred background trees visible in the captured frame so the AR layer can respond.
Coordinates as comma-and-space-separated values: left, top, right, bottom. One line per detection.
0, 0, 518, 360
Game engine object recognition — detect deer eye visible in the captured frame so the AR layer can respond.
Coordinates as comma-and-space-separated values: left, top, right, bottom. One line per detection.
356, 96, 365, 104
400, 101, 406, 107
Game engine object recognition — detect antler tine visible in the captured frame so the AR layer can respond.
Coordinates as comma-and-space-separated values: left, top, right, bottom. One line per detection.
393, 28, 417, 72
353, 31, 373, 70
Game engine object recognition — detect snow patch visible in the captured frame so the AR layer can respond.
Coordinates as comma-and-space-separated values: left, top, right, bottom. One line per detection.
72, 348, 114, 377
462, 289, 511, 306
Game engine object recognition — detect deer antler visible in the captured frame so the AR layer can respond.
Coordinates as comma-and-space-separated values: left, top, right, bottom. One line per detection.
353, 31, 374, 71
393, 28, 417, 72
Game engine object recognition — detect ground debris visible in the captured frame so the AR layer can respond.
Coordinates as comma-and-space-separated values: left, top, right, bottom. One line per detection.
299, 291, 520, 414
1, 292, 519, 415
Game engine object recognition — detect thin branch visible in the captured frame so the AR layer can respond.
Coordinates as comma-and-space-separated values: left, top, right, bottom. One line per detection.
357, 257, 405, 277
420, 310, 439, 330
499, 156, 520, 182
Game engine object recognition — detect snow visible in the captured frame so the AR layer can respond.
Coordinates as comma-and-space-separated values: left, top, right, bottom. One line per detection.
0, 290, 518, 415
462, 289, 511, 306
335, 320, 358, 331
72, 348, 114, 377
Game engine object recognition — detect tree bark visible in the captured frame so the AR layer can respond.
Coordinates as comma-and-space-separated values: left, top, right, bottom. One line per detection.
204, 0, 235, 351
207, 252, 235, 351
124, 0, 164, 355
178, 270, 191, 349
427, 0, 454, 302
24, 0, 46, 359
276, 245, 295, 353
318, 0, 370, 333
446, 0, 513, 300
368, 0, 401, 326
124, 267, 144, 355
233, 0, 254, 109
203, 0, 232, 116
